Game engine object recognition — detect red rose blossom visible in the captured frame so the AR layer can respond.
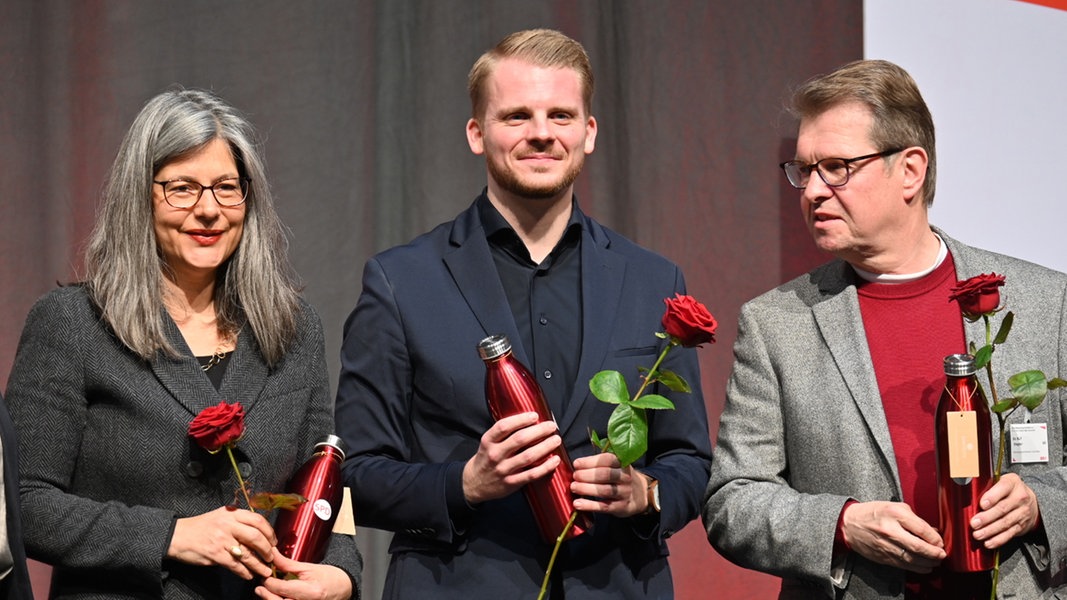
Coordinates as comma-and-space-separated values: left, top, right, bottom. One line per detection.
188, 401, 245, 453
662, 293, 718, 347
949, 273, 1005, 318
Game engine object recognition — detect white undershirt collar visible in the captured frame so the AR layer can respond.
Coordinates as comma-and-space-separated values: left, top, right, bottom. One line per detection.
852, 233, 947, 284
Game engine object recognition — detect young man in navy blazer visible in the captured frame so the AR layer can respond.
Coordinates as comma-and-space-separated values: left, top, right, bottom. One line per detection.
336, 28, 711, 599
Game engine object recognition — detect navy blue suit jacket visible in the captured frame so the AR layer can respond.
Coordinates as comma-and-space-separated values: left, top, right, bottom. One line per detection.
336, 196, 712, 599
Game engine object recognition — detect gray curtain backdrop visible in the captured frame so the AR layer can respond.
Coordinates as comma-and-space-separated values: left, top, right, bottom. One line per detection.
0, 1, 861, 597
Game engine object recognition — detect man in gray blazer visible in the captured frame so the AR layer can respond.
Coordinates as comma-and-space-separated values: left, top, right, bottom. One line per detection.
704, 59, 1067, 598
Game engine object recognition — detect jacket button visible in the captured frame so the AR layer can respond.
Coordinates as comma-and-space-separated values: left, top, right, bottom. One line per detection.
238, 462, 253, 478
185, 461, 203, 478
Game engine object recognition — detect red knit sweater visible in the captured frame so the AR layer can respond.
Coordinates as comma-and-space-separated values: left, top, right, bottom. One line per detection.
857, 254, 966, 526
856, 254, 992, 597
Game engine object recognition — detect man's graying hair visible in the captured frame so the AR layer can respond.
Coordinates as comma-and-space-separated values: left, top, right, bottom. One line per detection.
789, 59, 937, 206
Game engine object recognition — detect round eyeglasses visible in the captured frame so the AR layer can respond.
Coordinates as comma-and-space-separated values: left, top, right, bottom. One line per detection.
153, 177, 251, 208
779, 148, 905, 189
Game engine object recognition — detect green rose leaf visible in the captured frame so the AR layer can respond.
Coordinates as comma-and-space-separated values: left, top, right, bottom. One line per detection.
973, 344, 994, 370
991, 397, 1018, 413
589, 428, 610, 453
1048, 377, 1067, 390
657, 369, 691, 393
630, 394, 675, 410
1008, 370, 1050, 410
992, 311, 1014, 345
607, 403, 648, 468
590, 370, 629, 405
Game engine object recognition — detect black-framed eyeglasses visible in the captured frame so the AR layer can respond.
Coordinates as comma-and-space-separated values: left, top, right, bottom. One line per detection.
779, 148, 905, 189
153, 177, 251, 209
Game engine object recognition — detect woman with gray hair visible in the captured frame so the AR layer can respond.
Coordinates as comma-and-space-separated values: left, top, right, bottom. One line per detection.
4, 89, 361, 599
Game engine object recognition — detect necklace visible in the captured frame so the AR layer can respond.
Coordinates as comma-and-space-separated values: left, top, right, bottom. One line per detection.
201, 347, 229, 372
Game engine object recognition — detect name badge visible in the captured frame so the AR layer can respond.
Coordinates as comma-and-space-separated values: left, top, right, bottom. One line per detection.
1010, 423, 1049, 464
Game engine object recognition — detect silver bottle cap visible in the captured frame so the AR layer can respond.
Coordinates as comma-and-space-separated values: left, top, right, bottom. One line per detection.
315, 434, 346, 460
477, 334, 511, 360
943, 353, 977, 377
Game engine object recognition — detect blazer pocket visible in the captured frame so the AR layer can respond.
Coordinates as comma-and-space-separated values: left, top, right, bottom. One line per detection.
612, 345, 658, 359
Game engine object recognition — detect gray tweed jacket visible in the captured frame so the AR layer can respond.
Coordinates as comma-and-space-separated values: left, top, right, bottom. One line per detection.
704, 228, 1067, 599
4, 285, 361, 599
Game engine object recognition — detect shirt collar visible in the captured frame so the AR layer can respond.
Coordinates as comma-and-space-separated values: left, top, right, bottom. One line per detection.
476, 191, 585, 243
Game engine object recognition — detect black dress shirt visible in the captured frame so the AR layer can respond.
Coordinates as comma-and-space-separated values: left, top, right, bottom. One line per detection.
478, 193, 583, 416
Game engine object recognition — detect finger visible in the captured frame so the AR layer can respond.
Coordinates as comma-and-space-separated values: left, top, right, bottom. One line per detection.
896, 511, 944, 548
232, 508, 279, 546
495, 452, 560, 491
223, 543, 256, 580
229, 541, 274, 580
499, 433, 561, 475
573, 495, 613, 513
974, 507, 1033, 548
259, 554, 322, 598
572, 452, 621, 470
231, 520, 277, 564
978, 474, 1018, 511
571, 465, 616, 484
896, 546, 939, 574
499, 421, 560, 456
254, 585, 284, 600
487, 412, 542, 442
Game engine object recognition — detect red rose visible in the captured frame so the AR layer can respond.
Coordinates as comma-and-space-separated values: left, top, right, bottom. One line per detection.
662, 294, 718, 347
949, 273, 1005, 318
188, 401, 245, 453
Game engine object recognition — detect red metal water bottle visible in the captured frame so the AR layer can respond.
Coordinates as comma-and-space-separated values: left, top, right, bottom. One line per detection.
935, 353, 995, 572
477, 334, 586, 542
274, 435, 345, 563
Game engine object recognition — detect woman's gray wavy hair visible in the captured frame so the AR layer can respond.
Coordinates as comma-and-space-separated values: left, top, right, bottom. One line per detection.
85, 88, 300, 368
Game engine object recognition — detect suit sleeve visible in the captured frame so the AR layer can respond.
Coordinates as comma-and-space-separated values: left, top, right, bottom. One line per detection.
5, 291, 177, 579
335, 258, 472, 545
703, 302, 850, 596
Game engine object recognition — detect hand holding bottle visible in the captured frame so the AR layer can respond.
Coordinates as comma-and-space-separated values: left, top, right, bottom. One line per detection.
462, 412, 562, 504
969, 472, 1040, 549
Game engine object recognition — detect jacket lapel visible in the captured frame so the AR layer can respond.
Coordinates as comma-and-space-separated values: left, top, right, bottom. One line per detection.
442, 202, 529, 366
811, 263, 902, 491
150, 313, 268, 417
558, 218, 625, 434
220, 326, 268, 413
150, 312, 225, 417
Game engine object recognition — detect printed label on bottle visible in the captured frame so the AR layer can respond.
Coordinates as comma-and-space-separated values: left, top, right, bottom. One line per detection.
947, 410, 980, 479
313, 499, 333, 521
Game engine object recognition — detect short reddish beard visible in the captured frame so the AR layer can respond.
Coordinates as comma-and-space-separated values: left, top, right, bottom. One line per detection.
486, 151, 586, 200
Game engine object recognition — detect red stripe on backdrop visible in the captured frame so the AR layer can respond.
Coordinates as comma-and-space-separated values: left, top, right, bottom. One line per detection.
1016, 0, 1067, 11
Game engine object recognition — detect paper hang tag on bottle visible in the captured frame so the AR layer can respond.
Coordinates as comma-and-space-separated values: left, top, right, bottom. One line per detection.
947, 411, 981, 479
332, 487, 357, 536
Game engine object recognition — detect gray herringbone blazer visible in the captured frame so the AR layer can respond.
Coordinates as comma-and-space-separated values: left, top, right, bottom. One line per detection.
5, 285, 361, 598
704, 229, 1067, 599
